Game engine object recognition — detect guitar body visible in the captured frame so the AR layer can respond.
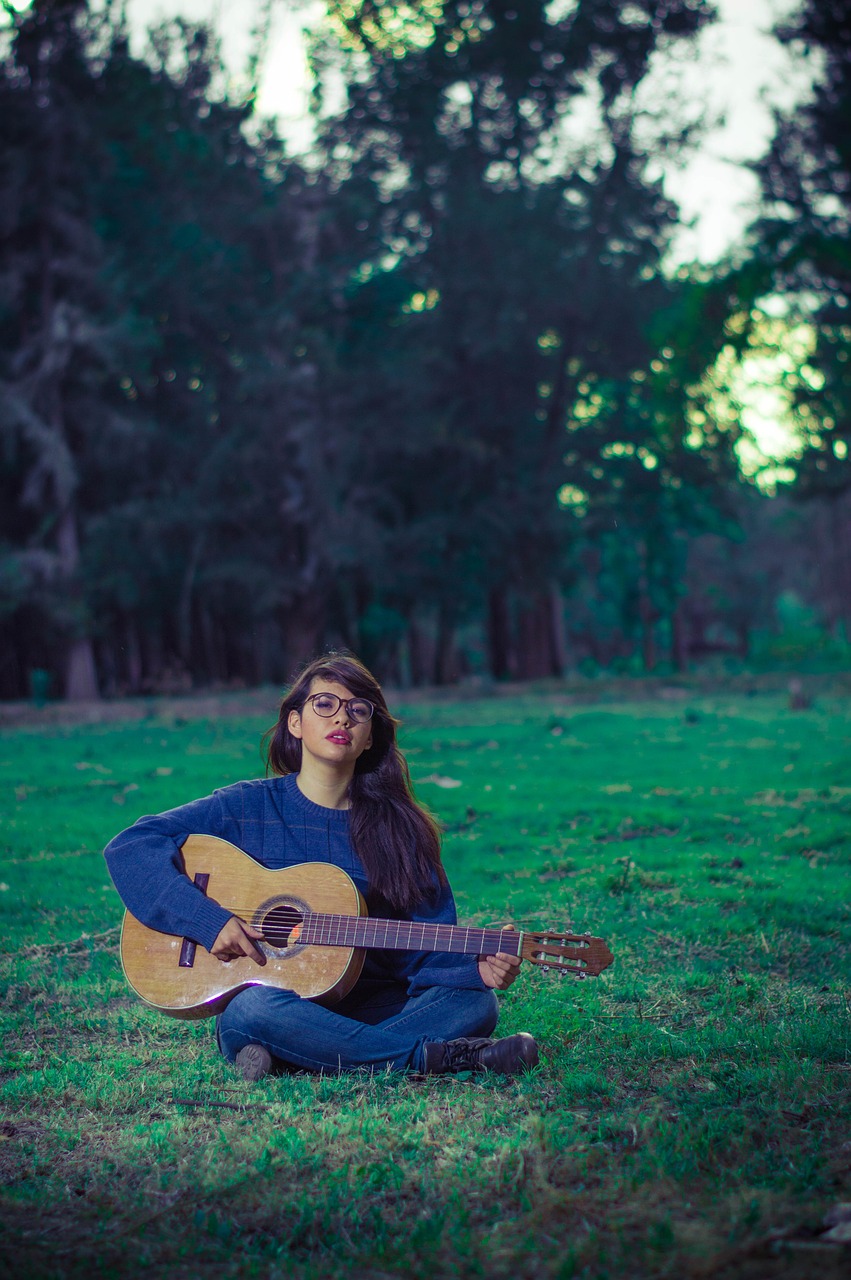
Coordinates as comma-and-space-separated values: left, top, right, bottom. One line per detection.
120, 835, 367, 1019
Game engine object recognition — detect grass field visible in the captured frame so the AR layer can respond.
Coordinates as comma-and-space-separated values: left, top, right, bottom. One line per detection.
1, 685, 849, 1279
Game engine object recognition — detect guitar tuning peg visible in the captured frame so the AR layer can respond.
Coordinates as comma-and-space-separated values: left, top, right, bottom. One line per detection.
541, 964, 550, 973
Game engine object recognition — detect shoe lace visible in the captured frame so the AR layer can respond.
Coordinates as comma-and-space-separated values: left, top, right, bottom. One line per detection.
443, 1037, 492, 1070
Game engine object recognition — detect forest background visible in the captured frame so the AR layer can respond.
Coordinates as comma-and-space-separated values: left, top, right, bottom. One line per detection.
2, 0, 850, 703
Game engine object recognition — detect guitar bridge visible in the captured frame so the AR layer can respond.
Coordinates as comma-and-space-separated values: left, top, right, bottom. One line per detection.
178, 872, 210, 967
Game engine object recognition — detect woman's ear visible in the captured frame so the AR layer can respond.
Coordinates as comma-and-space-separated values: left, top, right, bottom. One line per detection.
288, 708, 303, 739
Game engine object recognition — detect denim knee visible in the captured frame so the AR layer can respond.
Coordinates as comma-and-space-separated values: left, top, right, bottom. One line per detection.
470, 987, 500, 1037
216, 984, 298, 1060
423, 984, 499, 1039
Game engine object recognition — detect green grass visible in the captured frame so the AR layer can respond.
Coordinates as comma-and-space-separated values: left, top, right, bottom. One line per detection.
1, 687, 850, 1279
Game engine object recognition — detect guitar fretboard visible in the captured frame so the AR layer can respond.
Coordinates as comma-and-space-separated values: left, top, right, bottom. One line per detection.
294, 915, 521, 957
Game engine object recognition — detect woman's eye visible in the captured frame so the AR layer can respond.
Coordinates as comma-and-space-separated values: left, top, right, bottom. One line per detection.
314, 697, 334, 711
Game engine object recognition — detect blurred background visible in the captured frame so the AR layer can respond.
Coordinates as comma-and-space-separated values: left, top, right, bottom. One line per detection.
1, 0, 848, 702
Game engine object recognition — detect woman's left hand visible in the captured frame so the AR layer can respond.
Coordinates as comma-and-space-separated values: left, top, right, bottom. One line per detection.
478, 951, 522, 990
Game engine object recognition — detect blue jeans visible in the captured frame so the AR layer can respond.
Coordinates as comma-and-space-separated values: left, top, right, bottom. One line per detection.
216, 979, 500, 1074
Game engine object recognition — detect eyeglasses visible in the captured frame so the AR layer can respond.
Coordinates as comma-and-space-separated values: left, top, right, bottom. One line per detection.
303, 693, 375, 724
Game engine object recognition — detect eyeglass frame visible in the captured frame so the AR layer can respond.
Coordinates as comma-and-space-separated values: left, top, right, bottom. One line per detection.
301, 692, 375, 723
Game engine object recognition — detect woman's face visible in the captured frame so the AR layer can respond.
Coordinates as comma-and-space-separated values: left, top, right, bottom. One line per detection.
287, 677, 374, 770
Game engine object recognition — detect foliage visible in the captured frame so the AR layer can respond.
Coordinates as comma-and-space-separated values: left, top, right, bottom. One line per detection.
744, 0, 851, 498
0, 685, 850, 1276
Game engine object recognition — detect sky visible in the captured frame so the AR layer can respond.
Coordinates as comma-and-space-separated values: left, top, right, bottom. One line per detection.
658, 0, 806, 264
110, 0, 809, 267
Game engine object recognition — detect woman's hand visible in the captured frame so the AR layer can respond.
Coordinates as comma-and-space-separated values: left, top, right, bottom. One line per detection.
211, 917, 267, 966
478, 951, 522, 990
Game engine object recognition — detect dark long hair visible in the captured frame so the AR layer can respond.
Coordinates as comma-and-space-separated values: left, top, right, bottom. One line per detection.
264, 652, 446, 912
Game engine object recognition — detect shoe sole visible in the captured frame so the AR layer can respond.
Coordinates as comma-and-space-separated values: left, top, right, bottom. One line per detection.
235, 1045, 272, 1082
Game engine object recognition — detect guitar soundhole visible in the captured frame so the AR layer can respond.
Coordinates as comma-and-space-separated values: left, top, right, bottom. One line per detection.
260, 902, 305, 952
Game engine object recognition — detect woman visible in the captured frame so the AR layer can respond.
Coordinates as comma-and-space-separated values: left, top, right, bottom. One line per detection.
105, 652, 538, 1080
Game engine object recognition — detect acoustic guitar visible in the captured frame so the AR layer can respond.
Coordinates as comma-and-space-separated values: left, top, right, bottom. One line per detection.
120, 835, 614, 1019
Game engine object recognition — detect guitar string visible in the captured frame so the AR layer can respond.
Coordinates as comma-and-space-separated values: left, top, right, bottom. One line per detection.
211, 904, 582, 932
206, 902, 584, 942
215, 911, 522, 954
218, 911, 585, 938
195, 902, 591, 957
202, 912, 592, 962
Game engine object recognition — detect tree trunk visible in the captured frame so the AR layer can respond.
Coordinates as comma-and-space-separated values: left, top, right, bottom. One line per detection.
65, 638, 100, 701
736, 621, 750, 659
830, 492, 851, 639
177, 534, 204, 669
516, 598, 542, 679
434, 604, 456, 685
125, 618, 143, 692
283, 592, 325, 677
672, 601, 689, 672
637, 540, 657, 673
56, 506, 99, 700
252, 619, 282, 685
515, 590, 563, 680
487, 586, 513, 680
407, 617, 431, 687
548, 582, 568, 676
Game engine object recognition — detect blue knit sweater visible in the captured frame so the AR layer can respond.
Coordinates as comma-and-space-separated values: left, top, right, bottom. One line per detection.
104, 773, 486, 996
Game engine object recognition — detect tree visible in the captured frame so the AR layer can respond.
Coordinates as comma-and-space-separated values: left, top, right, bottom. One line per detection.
742, 0, 851, 634
308, 0, 732, 676
0, 0, 147, 698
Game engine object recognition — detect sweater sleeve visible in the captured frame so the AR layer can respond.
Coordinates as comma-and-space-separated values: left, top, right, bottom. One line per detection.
398, 877, 489, 996
104, 791, 235, 952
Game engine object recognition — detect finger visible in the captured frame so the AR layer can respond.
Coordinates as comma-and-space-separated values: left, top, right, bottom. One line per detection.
229, 939, 265, 965
228, 918, 267, 964
213, 930, 265, 966
238, 932, 267, 966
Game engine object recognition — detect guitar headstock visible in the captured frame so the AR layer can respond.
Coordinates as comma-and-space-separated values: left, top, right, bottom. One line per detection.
521, 930, 613, 978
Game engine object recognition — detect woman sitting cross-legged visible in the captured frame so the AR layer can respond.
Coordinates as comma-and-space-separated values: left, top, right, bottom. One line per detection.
104, 652, 538, 1081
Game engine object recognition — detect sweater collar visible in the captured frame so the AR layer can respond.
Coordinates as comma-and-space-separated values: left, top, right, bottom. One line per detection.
279, 771, 351, 824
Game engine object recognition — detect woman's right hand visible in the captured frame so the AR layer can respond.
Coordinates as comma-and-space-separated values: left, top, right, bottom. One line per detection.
211, 917, 267, 966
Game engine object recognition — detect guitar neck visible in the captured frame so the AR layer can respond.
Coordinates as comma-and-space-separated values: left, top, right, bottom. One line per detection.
298, 914, 520, 958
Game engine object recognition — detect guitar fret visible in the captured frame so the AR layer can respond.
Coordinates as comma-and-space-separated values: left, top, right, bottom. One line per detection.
294, 910, 521, 960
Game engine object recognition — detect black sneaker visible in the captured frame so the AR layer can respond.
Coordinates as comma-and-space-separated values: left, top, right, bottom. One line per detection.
422, 1032, 538, 1076
235, 1044, 272, 1082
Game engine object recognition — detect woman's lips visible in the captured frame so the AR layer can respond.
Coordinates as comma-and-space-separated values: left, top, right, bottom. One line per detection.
326, 731, 351, 744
